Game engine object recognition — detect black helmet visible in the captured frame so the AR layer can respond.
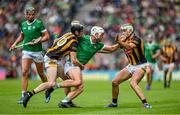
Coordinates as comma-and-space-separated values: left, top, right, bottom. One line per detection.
71, 24, 84, 36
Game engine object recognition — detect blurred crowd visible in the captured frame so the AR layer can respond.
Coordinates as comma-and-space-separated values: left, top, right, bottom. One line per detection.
83, 0, 180, 70
0, 0, 179, 79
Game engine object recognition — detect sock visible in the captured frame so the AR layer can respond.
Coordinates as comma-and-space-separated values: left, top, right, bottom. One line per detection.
31, 90, 36, 95
22, 91, 26, 97
142, 99, 147, 104
53, 83, 60, 89
112, 98, 117, 104
62, 96, 70, 103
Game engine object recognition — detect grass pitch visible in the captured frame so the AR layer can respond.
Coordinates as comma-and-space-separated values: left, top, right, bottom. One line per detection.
0, 79, 180, 114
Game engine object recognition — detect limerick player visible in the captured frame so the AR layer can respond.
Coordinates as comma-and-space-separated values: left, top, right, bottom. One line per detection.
9, 7, 49, 104
144, 34, 160, 90
106, 24, 152, 109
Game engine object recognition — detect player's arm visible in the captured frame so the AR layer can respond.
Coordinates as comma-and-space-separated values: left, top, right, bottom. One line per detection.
99, 44, 120, 53
9, 33, 24, 51
174, 46, 178, 61
69, 42, 84, 70
116, 34, 137, 49
159, 48, 167, 62
70, 51, 84, 70
30, 31, 50, 45
39, 30, 49, 43
152, 50, 160, 59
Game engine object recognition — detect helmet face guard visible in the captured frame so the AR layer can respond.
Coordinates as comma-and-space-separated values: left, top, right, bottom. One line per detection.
25, 7, 35, 15
120, 24, 134, 40
91, 26, 105, 41
24, 7, 36, 22
71, 24, 84, 37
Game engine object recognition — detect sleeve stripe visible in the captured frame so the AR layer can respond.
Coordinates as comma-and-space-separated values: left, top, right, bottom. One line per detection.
41, 29, 47, 33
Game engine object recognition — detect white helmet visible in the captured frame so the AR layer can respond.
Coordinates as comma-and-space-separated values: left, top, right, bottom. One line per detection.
91, 26, 104, 36
120, 23, 133, 31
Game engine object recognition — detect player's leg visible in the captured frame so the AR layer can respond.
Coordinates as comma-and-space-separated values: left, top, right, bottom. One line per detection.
106, 67, 131, 107
58, 67, 83, 108
34, 62, 47, 82
130, 68, 152, 108
18, 58, 32, 104
45, 64, 66, 103
22, 66, 57, 108
164, 69, 168, 88
146, 65, 153, 90
167, 63, 175, 88
33, 52, 47, 82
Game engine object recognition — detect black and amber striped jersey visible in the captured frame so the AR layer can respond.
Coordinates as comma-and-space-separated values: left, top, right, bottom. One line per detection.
160, 45, 177, 64
124, 36, 147, 65
46, 32, 78, 60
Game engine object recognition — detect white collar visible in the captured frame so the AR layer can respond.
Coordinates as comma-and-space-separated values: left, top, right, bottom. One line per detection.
90, 36, 96, 44
26, 19, 36, 25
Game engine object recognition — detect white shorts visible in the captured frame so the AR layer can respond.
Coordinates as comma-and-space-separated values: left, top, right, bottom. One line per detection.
22, 51, 44, 63
64, 61, 80, 75
126, 63, 148, 74
163, 63, 175, 71
147, 62, 156, 69
44, 55, 63, 68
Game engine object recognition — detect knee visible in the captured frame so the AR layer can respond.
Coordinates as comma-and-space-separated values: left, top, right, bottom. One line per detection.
74, 80, 83, 86
112, 80, 119, 87
38, 72, 45, 77
48, 82, 56, 88
22, 70, 29, 78
130, 80, 137, 88
77, 84, 84, 93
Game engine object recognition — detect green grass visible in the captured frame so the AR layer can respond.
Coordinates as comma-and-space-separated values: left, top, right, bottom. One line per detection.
0, 79, 180, 114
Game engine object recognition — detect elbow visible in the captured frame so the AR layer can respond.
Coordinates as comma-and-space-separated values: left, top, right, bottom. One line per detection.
72, 59, 78, 65
46, 34, 50, 40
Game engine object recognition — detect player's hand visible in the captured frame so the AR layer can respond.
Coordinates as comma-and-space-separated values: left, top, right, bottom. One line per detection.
9, 44, 16, 51
28, 37, 42, 45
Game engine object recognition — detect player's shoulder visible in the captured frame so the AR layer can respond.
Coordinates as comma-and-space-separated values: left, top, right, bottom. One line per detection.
35, 19, 43, 23
21, 19, 27, 25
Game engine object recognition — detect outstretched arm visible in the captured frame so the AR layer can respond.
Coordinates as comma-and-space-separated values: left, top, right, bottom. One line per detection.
99, 44, 120, 53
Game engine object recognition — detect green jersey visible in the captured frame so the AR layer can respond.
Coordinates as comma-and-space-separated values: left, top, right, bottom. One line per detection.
144, 42, 159, 63
76, 35, 104, 65
21, 19, 46, 52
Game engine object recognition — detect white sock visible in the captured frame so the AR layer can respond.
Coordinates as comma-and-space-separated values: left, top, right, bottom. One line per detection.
21, 91, 26, 97
53, 83, 60, 89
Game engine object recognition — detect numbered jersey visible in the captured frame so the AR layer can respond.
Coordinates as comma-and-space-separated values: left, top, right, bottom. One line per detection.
46, 32, 78, 60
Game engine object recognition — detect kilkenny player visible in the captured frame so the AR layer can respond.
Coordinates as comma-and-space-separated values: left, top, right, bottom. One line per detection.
144, 34, 160, 90
22, 23, 84, 108
160, 40, 178, 88
106, 23, 152, 109
9, 7, 49, 104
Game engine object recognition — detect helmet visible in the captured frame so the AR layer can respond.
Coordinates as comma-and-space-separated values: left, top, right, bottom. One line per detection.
91, 26, 104, 36
71, 23, 84, 36
25, 6, 35, 15
120, 23, 134, 39
120, 23, 134, 31
71, 20, 80, 26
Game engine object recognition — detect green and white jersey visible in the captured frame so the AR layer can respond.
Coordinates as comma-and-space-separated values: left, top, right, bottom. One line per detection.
144, 42, 160, 63
21, 19, 46, 52
76, 35, 104, 65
